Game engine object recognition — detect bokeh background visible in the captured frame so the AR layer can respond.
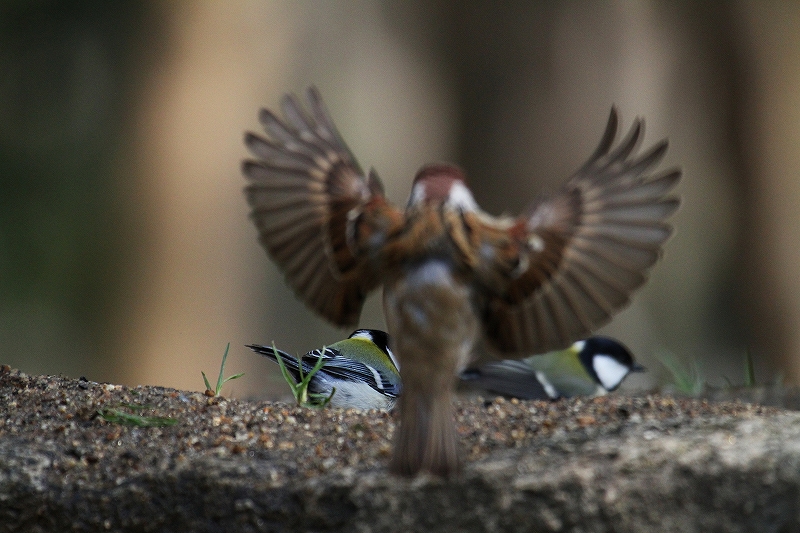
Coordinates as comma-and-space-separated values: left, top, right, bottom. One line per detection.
2, 1, 799, 399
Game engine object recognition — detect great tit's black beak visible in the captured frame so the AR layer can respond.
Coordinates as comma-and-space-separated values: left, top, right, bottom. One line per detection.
632, 363, 646, 373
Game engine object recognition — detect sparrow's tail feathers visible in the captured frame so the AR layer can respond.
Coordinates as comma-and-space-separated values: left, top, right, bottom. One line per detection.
389, 389, 460, 478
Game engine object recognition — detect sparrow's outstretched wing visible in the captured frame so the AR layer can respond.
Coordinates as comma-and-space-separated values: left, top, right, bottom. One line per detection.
243, 87, 403, 326
481, 108, 681, 354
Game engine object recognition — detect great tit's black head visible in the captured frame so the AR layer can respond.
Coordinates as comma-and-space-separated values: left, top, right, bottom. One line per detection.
349, 328, 388, 350
578, 336, 642, 391
348, 329, 398, 370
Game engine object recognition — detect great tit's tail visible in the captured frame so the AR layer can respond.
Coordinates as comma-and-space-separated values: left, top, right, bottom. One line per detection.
246, 344, 303, 383
461, 360, 550, 400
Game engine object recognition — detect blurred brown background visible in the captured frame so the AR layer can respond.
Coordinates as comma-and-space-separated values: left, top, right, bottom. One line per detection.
2, 1, 799, 398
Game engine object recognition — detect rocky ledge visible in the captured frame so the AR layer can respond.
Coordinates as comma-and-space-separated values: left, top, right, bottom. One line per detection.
1, 365, 799, 532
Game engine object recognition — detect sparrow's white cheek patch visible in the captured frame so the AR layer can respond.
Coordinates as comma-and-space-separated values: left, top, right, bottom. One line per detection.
445, 182, 479, 211
408, 183, 426, 206
593, 354, 629, 390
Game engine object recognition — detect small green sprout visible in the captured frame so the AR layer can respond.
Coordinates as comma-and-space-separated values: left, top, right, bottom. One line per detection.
273, 342, 335, 409
744, 347, 756, 388
657, 348, 704, 395
722, 347, 783, 389
722, 347, 770, 388
98, 403, 178, 427
202, 343, 245, 397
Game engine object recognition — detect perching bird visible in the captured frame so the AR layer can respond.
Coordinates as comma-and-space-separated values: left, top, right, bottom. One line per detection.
460, 336, 644, 400
242, 87, 680, 477
247, 329, 400, 411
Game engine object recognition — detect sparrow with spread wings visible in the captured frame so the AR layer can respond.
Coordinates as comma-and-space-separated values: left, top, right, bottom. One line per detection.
242, 87, 680, 477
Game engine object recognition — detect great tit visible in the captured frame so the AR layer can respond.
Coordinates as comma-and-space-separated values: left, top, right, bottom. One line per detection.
460, 336, 644, 400
247, 329, 401, 410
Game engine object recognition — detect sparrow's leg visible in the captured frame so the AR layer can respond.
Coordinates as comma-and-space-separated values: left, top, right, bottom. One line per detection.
384, 260, 478, 477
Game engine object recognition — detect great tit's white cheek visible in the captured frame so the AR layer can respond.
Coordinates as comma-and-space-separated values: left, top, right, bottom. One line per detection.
593, 354, 630, 390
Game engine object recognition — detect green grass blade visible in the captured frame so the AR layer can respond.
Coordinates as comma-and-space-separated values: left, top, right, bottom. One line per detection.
202, 371, 213, 392
98, 407, 178, 427
201, 343, 243, 397
215, 343, 231, 394
223, 372, 246, 385
744, 347, 756, 388
273, 342, 301, 402
270, 342, 335, 409
656, 348, 704, 395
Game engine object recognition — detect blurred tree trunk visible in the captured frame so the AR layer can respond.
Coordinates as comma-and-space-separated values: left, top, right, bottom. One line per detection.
736, 2, 800, 384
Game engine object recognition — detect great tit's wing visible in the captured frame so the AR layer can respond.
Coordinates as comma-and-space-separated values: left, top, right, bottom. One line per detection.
460, 360, 551, 400
309, 347, 401, 398
243, 87, 404, 326
480, 109, 680, 354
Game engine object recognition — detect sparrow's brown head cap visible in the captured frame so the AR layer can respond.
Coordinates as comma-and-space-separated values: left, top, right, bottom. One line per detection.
409, 163, 473, 208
